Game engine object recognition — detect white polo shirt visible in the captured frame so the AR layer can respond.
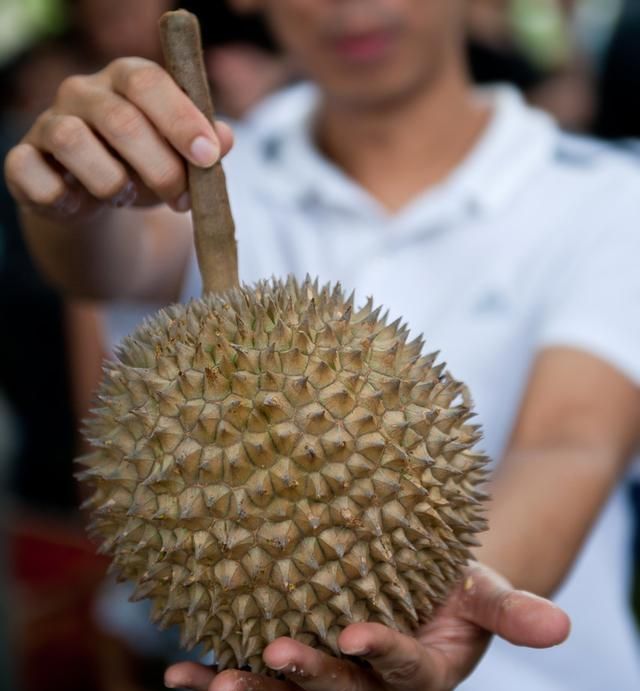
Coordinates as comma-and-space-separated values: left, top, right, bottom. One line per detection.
181, 84, 640, 689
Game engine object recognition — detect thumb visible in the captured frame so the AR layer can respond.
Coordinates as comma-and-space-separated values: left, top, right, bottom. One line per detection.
456, 563, 571, 648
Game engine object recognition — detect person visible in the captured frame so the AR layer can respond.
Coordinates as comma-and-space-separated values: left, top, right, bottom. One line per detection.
594, 0, 640, 139
4, 0, 640, 689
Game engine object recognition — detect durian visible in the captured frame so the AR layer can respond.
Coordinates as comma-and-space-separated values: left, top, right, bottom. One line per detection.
78, 10, 488, 674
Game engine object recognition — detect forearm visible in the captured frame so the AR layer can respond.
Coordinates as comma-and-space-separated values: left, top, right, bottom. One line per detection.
20, 205, 191, 302
476, 443, 624, 597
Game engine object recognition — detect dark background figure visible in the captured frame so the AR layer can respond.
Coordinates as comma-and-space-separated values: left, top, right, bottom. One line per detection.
466, 0, 596, 131
595, 0, 640, 139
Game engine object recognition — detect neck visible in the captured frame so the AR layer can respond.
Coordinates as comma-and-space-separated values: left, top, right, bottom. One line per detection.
315, 68, 491, 212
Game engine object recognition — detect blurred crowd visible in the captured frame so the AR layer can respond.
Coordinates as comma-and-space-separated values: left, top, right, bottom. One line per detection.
1, 1, 639, 690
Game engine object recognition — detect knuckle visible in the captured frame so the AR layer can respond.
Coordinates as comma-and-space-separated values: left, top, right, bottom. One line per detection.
108, 56, 129, 76
110, 56, 151, 76
108, 56, 138, 84
103, 101, 145, 140
32, 109, 52, 135
57, 74, 87, 103
122, 63, 165, 98
47, 116, 87, 154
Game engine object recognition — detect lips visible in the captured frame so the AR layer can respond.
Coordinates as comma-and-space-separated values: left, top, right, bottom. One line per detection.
331, 28, 396, 64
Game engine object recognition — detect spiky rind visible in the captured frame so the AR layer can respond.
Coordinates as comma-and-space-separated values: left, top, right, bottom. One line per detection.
79, 276, 488, 672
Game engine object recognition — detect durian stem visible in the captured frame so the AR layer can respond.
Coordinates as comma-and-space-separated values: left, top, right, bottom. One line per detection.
159, 10, 239, 296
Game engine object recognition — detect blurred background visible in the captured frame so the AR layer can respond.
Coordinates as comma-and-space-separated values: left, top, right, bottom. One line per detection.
0, 0, 639, 689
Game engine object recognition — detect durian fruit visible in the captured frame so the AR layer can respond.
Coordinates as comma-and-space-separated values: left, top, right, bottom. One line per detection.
79, 277, 488, 671
77, 10, 488, 674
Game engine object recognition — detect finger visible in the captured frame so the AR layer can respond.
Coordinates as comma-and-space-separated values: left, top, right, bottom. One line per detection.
210, 669, 298, 691
108, 58, 224, 168
2, 142, 102, 219
4, 142, 68, 207
264, 637, 377, 691
340, 623, 442, 691
62, 83, 189, 205
31, 113, 135, 204
456, 564, 571, 648
165, 661, 215, 691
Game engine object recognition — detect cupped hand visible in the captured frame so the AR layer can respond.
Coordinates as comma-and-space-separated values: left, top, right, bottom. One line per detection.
165, 563, 570, 691
3, 57, 234, 221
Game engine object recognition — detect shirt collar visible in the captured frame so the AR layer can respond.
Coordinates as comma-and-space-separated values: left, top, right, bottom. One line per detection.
450, 85, 556, 215
247, 82, 557, 223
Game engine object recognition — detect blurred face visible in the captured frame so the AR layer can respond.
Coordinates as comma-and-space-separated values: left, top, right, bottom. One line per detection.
238, 0, 467, 108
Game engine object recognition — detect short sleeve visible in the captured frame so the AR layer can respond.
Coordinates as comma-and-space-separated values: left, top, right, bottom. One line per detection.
536, 178, 640, 385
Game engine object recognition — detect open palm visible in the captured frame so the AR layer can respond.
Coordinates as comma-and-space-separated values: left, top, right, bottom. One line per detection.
165, 563, 570, 691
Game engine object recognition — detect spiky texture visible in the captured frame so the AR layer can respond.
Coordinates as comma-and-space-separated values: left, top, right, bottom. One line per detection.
79, 277, 488, 672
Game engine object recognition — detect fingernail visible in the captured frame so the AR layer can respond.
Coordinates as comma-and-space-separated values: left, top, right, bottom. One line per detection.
110, 181, 137, 208
172, 191, 191, 213
190, 135, 219, 167
341, 645, 370, 656
54, 190, 82, 215
266, 661, 290, 671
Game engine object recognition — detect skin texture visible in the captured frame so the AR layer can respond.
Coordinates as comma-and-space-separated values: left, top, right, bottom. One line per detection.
479, 347, 640, 596
3, 0, 640, 688
164, 563, 571, 691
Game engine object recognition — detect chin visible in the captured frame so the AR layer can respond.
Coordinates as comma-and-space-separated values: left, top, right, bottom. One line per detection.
324, 71, 434, 111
